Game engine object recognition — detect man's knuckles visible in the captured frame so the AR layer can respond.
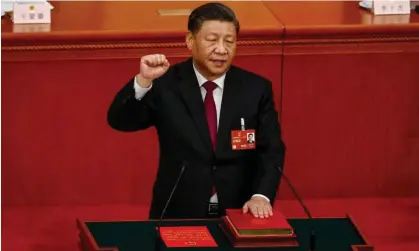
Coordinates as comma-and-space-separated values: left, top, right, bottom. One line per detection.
143, 54, 167, 67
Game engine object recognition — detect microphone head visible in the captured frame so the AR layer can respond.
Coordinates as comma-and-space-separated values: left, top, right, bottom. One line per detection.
180, 161, 188, 172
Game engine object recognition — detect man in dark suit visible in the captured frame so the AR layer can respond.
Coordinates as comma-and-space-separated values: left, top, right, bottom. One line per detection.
107, 3, 286, 219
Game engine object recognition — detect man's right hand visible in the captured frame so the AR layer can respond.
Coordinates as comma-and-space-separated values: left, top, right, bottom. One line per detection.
136, 54, 170, 88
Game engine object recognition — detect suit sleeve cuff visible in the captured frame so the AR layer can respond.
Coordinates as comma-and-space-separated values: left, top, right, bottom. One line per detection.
133, 76, 152, 100
252, 194, 270, 202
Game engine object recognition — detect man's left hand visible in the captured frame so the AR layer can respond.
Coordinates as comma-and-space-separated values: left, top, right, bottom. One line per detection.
242, 196, 273, 218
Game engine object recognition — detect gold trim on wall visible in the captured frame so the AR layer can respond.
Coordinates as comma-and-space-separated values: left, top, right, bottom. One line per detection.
1, 40, 283, 52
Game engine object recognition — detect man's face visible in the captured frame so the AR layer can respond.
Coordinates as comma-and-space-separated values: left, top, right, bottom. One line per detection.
186, 20, 237, 80
248, 134, 254, 141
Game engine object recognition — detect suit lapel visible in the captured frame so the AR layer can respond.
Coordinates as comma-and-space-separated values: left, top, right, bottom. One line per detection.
176, 59, 213, 151
216, 67, 242, 156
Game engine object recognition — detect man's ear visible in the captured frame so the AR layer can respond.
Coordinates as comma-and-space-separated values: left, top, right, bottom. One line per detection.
186, 32, 194, 50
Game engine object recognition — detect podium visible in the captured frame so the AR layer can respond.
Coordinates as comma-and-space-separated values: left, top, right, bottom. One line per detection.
77, 216, 373, 251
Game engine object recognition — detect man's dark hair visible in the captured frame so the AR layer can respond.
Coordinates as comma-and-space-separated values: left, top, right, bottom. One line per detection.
188, 3, 240, 35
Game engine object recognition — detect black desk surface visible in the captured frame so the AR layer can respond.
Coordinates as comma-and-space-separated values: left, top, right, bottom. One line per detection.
78, 217, 372, 251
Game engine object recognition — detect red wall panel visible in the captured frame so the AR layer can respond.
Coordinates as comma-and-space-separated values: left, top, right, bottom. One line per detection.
280, 51, 419, 198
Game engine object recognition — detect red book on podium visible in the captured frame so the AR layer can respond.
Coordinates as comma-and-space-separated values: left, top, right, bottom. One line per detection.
159, 226, 218, 247
219, 209, 298, 248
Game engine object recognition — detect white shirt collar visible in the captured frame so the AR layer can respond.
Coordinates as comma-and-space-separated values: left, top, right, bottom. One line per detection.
192, 61, 225, 90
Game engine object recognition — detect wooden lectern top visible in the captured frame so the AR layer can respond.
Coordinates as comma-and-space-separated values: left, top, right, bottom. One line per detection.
264, 1, 419, 39
1, 1, 283, 44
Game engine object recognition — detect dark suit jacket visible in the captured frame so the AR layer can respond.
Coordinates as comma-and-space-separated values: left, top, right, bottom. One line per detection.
107, 58, 286, 219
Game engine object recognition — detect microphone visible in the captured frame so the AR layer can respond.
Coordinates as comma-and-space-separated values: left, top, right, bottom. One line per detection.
277, 166, 315, 251
155, 162, 187, 251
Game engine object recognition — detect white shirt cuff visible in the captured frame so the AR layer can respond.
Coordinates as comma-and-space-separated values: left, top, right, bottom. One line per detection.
252, 194, 270, 202
133, 76, 152, 100
210, 193, 218, 203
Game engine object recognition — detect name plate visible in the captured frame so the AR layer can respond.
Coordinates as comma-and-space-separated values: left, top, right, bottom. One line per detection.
12, 1, 51, 24
372, 0, 410, 15
158, 9, 192, 16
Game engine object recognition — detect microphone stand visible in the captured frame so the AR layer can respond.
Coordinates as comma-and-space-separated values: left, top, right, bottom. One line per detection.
155, 163, 187, 251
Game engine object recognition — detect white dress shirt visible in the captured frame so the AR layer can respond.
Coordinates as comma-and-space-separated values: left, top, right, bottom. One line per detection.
133, 64, 270, 204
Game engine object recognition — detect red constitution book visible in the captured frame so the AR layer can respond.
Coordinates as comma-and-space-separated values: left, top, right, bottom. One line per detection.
159, 226, 218, 247
219, 209, 298, 247
225, 209, 294, 237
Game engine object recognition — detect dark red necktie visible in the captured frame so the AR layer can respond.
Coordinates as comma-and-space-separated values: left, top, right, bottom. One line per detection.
203, 81, 218, 199
203, 81, 217, 149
